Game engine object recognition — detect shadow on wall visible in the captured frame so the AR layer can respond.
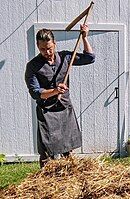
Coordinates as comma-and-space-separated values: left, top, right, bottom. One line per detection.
0, 60, 5, 69
27, 26, 35, 60
77, 71, 124, 119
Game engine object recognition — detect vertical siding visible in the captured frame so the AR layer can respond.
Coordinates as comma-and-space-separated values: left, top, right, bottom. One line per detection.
0, 1, 14, 153
9, 0, 29, 153
93, 0, 107, 22
106, 32, 119, 151
92, 32, 109, 152
106, 0, 120, 22
119, 0, 129, 138
52, 0, 66, 21
128, 1, 130, 138
38, 0, 53, 21
0, 0, 38, 156
81, 31, 119, 153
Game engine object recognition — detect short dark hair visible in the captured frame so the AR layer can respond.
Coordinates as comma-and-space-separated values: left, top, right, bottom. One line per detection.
36, 29, 54, 43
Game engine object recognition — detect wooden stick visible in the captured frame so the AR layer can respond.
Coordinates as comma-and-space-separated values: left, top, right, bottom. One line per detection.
66, 1, 94, 31
58, 2, 94, 100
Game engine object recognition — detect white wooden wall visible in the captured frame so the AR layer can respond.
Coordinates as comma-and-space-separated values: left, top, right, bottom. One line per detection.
0, 0, 129, 161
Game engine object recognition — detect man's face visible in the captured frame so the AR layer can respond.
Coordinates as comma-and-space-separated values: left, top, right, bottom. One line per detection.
37, 40, 56, 61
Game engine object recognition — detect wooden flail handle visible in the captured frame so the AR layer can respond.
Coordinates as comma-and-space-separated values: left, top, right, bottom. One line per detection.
66, 1, 94, 31
58, 1, 94, 100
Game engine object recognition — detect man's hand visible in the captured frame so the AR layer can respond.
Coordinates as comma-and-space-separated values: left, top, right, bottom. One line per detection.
80, 24, 89, 38
57, 83, 68, 94
80, 24, 93, 53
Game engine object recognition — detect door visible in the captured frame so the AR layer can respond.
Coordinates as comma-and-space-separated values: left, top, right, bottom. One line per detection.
70, 31, 119, 155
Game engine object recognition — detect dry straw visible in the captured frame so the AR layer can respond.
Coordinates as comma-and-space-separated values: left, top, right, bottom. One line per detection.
0, 156, 130, 199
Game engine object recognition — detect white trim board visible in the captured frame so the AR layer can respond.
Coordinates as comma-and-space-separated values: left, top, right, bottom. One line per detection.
34, 22, 125, 31
6, 154, 40, 163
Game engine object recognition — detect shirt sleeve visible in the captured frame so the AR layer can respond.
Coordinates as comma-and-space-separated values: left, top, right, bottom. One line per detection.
65, 50, 95, 66
25, 63, 43, 100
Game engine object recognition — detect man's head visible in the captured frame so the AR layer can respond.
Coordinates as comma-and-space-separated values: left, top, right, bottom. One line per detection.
36, 29, 56, 61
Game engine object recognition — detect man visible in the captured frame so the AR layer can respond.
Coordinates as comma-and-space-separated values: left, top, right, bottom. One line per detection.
25, 24, 95, 168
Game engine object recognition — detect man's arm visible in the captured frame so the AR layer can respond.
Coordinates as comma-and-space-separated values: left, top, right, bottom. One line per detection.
81, 24, 93, 53
25, 62, 68, 100
65, 24, 95, 65
40, 83, 68, 99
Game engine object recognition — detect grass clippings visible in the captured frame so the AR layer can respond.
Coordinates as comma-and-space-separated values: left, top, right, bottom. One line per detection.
0, 156, 130, 199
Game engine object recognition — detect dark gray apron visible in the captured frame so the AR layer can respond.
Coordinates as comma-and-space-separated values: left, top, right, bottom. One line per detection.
36, 102, 82, 156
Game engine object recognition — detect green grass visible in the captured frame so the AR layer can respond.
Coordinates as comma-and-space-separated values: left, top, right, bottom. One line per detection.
0, 162, 40, 189
100, 155, 130, 166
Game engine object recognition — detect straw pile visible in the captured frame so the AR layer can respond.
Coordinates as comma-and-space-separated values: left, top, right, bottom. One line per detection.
0, 156, 130, 199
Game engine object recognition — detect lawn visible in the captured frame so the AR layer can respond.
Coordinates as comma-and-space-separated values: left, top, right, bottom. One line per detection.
0, 162, 40, 189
